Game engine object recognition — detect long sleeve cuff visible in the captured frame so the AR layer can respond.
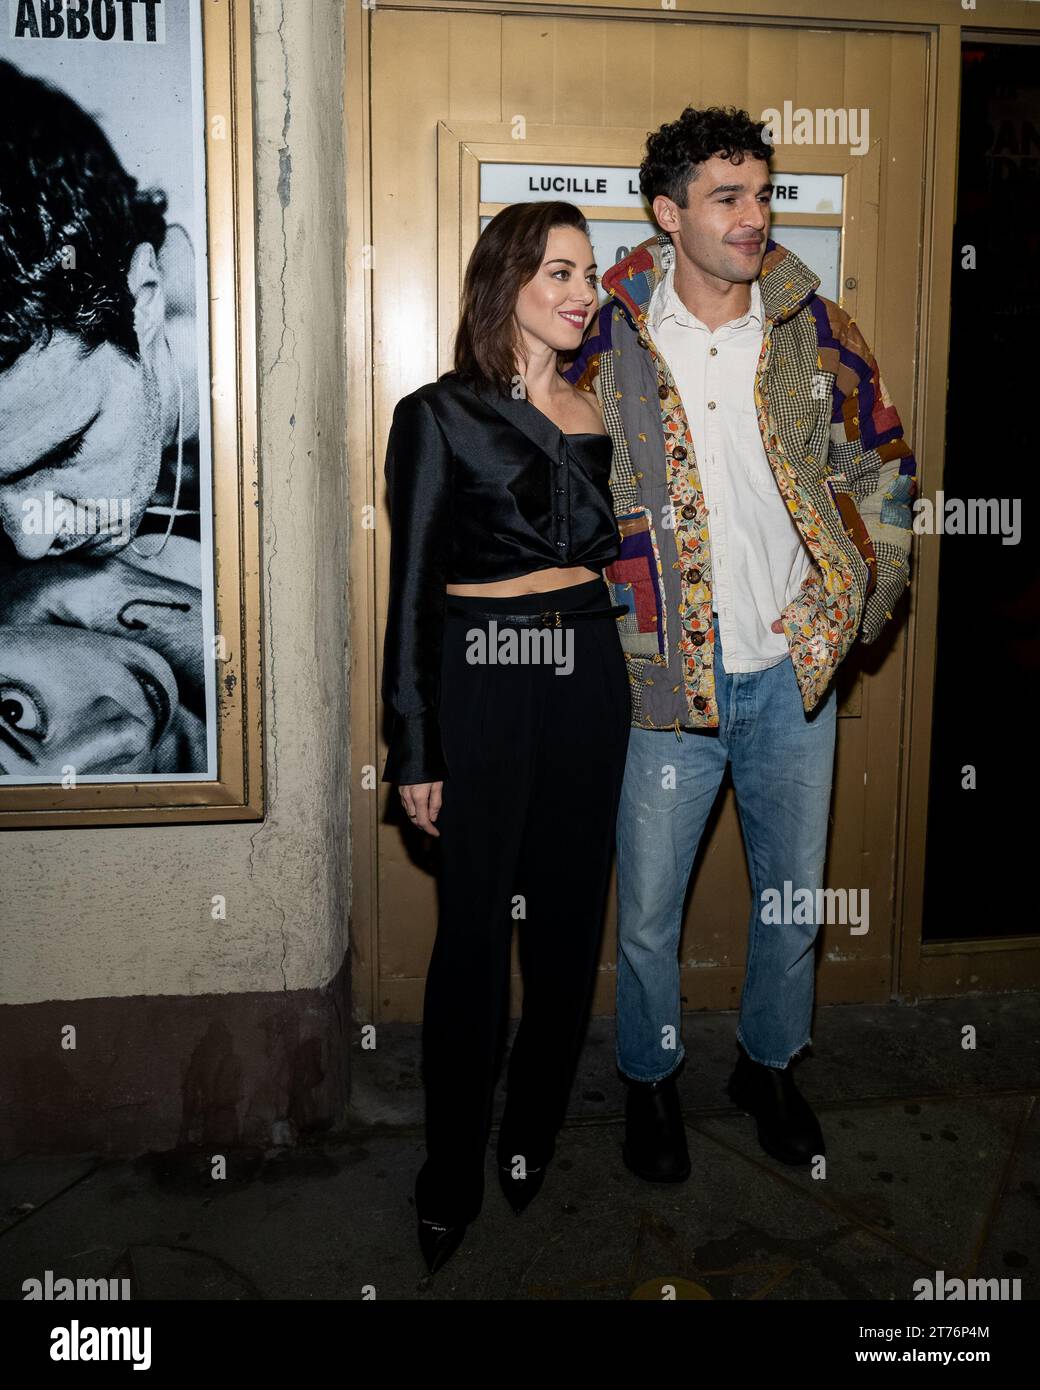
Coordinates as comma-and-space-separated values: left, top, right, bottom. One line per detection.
381, 710, 448, 785
859, 549, 910, 645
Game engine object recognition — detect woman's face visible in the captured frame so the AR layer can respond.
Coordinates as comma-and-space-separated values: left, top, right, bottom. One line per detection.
513, 224, 599, 360
0, 624, 180, 776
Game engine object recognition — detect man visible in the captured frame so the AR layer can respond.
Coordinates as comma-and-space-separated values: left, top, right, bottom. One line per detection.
565, 106, 916, 1175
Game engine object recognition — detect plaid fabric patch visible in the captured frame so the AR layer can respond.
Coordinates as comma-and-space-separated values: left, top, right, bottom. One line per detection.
605, 510, 667, 657
598, 330, 638, 513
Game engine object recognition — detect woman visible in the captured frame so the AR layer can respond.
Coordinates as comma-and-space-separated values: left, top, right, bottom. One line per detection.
381, 201, 631, 1274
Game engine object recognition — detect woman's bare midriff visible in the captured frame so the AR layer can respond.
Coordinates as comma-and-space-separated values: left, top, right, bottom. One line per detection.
446, 565, 601, 597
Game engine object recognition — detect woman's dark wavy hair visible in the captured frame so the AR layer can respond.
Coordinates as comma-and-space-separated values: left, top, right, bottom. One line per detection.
639, 105, 772, 207
452, 201, 590, 394
0, 59, 169, 373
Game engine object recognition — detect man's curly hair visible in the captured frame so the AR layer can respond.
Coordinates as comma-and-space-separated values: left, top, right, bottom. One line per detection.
639, 105, 772, 208
0, 59, 169, 373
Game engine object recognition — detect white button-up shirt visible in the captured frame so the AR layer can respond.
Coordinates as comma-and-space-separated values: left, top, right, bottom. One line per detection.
645, 268, 812, 672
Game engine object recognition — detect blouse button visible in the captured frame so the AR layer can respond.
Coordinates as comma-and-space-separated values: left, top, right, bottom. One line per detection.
658, 385, 669, 400
673, 446, 687, 461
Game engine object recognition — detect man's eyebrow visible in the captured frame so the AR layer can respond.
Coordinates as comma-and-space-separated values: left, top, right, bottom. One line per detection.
707, 181, 774, 196
2, 409, 101, 486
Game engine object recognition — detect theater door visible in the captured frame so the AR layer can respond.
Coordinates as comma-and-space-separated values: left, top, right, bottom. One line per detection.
349, 3, 929, 1022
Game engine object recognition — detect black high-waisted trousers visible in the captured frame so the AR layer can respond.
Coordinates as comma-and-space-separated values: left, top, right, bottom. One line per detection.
416, 576, 631, 1225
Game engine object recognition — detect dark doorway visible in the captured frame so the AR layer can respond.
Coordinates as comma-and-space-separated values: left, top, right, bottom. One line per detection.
922, 40, 1040, 941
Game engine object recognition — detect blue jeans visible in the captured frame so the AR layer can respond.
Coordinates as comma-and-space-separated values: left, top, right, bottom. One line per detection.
615, 613, 837, 1078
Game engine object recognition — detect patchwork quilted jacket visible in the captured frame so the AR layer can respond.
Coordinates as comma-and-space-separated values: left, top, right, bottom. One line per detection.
563, 233, 918, 731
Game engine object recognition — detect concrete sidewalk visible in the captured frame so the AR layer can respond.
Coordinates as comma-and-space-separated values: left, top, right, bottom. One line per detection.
1, 995, 1037, 1300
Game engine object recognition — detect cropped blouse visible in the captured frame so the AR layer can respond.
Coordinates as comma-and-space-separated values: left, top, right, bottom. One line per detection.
380, 371, 619, 785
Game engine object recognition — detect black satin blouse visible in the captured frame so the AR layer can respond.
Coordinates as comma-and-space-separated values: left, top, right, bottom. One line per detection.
380, 371, 619, 785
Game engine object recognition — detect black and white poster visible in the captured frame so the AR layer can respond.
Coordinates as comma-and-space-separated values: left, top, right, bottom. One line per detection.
0, 0, 217, 784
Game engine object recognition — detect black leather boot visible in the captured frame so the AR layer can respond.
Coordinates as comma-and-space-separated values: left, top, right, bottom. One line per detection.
621, 1070, 691, 1183
725, 1045, 825, 1166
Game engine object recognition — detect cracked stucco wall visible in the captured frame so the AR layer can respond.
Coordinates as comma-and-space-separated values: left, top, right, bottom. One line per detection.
0, 0, 351, 1006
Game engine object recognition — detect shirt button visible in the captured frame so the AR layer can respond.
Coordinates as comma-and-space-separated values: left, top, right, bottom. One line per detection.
672, 445, 687, 461
685, 566, 701, 582
555, 514, 565, 522
555, 487, 565, 495
709, 346, 718, 356
692, 695, 708, 711
691, 631, 706, 646
556, 541, 566, 549
658, 385, 669, 400
681, 504, 696, 520
707, 401, 717, 410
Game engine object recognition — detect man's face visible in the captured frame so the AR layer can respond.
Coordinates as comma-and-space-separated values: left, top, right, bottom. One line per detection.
654, 152, 772, 286
0, 328, 163, 561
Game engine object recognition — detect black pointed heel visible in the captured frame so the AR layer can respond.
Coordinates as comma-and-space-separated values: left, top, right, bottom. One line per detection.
497, 1161, 546, 1215
417, 1217, 467, 1274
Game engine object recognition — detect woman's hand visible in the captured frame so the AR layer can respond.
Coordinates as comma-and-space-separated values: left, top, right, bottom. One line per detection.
399, 781, 444, 836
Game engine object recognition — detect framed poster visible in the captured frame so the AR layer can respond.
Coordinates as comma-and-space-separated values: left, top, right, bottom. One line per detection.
0, 0, 262, 825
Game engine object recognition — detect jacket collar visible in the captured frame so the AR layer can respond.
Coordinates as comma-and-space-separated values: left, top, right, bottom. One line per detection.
601, 233, 820, 332
451, 372, 568, 463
